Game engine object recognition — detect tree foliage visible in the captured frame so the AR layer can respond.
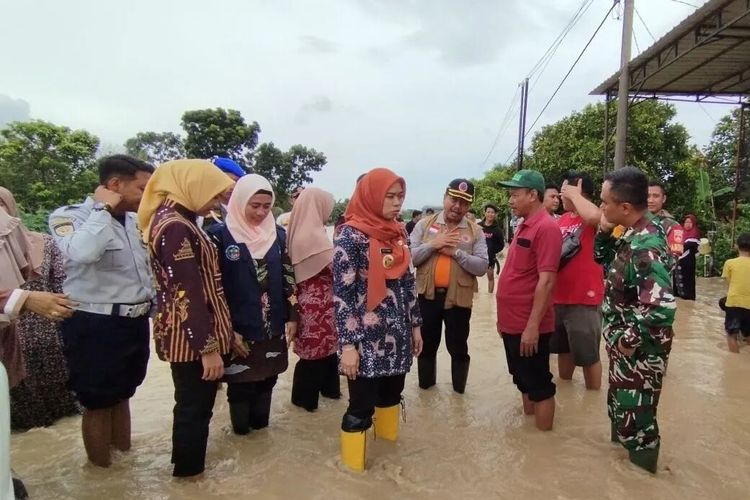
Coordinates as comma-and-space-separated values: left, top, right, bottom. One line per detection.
124, 131, 185, 164
181, 108, 260, 170
0, 120, 99, 211
253, 142, 327, 208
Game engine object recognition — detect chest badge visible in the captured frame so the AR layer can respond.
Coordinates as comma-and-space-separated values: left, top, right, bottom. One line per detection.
382, 254, 395, 269
226, 244, 241, 261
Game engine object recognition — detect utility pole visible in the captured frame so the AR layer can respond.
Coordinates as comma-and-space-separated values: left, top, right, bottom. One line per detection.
517, 78, 529, 169
614, 0, 634, 169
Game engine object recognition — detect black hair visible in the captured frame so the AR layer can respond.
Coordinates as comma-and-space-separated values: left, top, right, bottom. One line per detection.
411, 209, 422, 217
604, 166, 648, 210
424, 208, 435, 214
544, 183, 559, 192
564, 170, 595, 199
648, 180, 666, 195
484, 204, 498, 213
98, 154, 154, 184
738, 232, 750, 252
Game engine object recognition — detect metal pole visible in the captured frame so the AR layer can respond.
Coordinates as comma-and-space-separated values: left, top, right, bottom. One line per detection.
614, 0, 634, 169
731, 103, 746, 245
516, 78, 529, 169
603, 91, 610, 174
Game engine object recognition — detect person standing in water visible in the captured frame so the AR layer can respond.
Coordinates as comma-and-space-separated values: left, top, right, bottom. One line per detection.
478, 204, 504, 294
287, 187, 341, 412
721, 233, 750, 353
140, 159, 239, 478
49, 155, 154, 468
595, 166, 675, 474
334, 168, 423, 472
208, 174, 298, 435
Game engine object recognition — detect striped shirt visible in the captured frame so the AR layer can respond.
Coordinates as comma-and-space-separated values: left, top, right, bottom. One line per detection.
149, 201, 233, 363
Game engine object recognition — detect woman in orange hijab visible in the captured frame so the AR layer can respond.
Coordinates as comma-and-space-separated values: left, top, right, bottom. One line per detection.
333, 167, 423, 472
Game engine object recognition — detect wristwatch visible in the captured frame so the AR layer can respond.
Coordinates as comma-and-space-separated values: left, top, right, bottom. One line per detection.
93, 202, 113, 214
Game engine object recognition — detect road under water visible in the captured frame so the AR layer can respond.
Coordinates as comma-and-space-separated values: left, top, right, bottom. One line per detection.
9, 277, 750, 499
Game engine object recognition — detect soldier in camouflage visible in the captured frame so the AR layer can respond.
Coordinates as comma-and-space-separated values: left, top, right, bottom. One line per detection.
595, 167, 676, 474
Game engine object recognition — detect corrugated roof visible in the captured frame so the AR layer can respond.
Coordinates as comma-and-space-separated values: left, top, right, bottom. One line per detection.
592, 0, 750, 97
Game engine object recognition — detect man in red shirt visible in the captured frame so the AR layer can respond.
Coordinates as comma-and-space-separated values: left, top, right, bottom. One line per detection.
497, 170, 561, 431
553, 171, 604, 390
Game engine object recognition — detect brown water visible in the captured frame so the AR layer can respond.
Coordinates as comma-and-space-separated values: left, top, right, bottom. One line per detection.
10, 277, 750, 499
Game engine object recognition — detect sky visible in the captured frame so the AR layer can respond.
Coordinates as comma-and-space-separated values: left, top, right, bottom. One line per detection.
0, 0, 726, 208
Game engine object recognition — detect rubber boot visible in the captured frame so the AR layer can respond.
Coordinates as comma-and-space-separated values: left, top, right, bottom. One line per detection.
373, 405, 400, 441
628, 447, 659, 474
451, 358, 470, 394
291, 361, 319, 412
340, 414, 371, 472
249, 391, 273, 430
320, 354, 342, 399
417, 357, 436, 390
229, 402, 251, 435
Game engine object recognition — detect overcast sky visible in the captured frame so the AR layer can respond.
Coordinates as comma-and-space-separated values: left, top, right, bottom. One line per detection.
0, 0, 725, 208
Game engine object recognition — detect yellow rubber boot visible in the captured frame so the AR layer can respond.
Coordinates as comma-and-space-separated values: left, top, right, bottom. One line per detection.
373, 405, 400, 441
340, 430, 366, 472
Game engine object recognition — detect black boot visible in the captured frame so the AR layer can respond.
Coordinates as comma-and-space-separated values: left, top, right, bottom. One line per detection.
249, 390, 273, 430
291, 361, 319, 411
320, 354, 342, 399
229, 402, 251, 435
418, 357, 436, 389
629, 447, 659, 473
12, 477, 29, 500
451, 358, 470, 394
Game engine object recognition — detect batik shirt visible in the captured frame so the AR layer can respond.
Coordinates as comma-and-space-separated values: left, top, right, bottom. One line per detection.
333, 225, 422, 378
594, 214, 676, 355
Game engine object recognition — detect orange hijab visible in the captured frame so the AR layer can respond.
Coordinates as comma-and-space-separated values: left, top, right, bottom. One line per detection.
344, 168, 410, 311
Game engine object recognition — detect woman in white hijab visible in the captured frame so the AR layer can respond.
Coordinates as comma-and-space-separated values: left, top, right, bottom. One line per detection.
207, 174, 299, 435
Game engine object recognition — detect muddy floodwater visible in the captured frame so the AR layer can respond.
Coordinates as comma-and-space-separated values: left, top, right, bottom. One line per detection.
9, 276, 750, 499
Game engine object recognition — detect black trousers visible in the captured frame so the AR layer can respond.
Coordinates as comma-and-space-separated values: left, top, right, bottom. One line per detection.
291, 354, 341, 411
344, 374, 406, 426
418, 294, 472, 362
170, 361, 218, 477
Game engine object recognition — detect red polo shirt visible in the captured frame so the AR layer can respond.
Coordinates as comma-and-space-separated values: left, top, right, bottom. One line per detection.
497, 208, 562, 334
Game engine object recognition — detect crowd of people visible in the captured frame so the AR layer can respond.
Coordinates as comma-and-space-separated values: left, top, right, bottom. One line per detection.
1, 153, 748, 497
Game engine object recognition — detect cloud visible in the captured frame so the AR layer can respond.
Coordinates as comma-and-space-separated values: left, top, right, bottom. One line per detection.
355, 0, 553, 67
296, 96, 335, 124
299, 35, 339, 54
0, 94, 31, 126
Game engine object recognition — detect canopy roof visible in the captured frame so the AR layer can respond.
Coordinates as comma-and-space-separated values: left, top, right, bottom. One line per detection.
592, 0, 750, 100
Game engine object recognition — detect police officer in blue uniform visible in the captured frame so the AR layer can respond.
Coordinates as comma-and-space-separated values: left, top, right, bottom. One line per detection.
48, 155, 155, 468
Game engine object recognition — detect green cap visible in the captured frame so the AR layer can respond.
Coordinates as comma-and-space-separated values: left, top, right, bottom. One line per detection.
498, 169, 545, 195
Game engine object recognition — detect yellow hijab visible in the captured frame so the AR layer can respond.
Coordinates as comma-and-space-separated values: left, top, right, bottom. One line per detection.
137, 159, 234, 243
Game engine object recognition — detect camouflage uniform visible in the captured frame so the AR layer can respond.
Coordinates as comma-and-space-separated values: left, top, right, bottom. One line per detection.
594, 214, 676, 453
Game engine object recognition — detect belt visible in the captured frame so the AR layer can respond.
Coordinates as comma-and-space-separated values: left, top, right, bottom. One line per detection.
75, 302, 151, 318
435, 288, 448, 294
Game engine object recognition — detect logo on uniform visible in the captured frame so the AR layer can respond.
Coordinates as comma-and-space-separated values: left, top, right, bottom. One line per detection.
226, 244, 241, 261
461, 234, 471, 243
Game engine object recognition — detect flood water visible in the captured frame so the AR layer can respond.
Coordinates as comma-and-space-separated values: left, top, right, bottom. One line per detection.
9, 276, 750, 499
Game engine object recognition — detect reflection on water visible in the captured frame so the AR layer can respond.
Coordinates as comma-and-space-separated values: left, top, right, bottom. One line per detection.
10, 277, 750, 499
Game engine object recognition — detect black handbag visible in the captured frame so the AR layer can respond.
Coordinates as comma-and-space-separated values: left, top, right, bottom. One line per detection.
559, 224, 584, 270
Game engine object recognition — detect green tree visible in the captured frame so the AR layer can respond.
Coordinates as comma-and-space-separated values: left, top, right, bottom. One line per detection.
703, 108, 750, 210
0, 120, 99, 211
124, 131, 185, 164
524, 100, 695, 213
181, 108, 260, 169
253, 142, 327, 208
471, 164, 514, 218
331, 198, 349, 224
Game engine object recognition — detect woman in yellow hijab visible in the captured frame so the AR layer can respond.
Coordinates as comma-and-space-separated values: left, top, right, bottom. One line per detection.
138, 159, 245, 478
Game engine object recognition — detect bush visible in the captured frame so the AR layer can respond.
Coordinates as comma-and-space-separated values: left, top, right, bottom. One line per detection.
705, 204, 750, 275
20, 209, 51, 234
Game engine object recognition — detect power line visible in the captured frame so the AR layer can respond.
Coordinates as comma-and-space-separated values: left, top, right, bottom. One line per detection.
479, 0, 596, 168
479, 86, 522, 167
669, 0, 700, 8
634, 6, 656, 42
633, 26, 641, 54
523, 1, 618, 140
